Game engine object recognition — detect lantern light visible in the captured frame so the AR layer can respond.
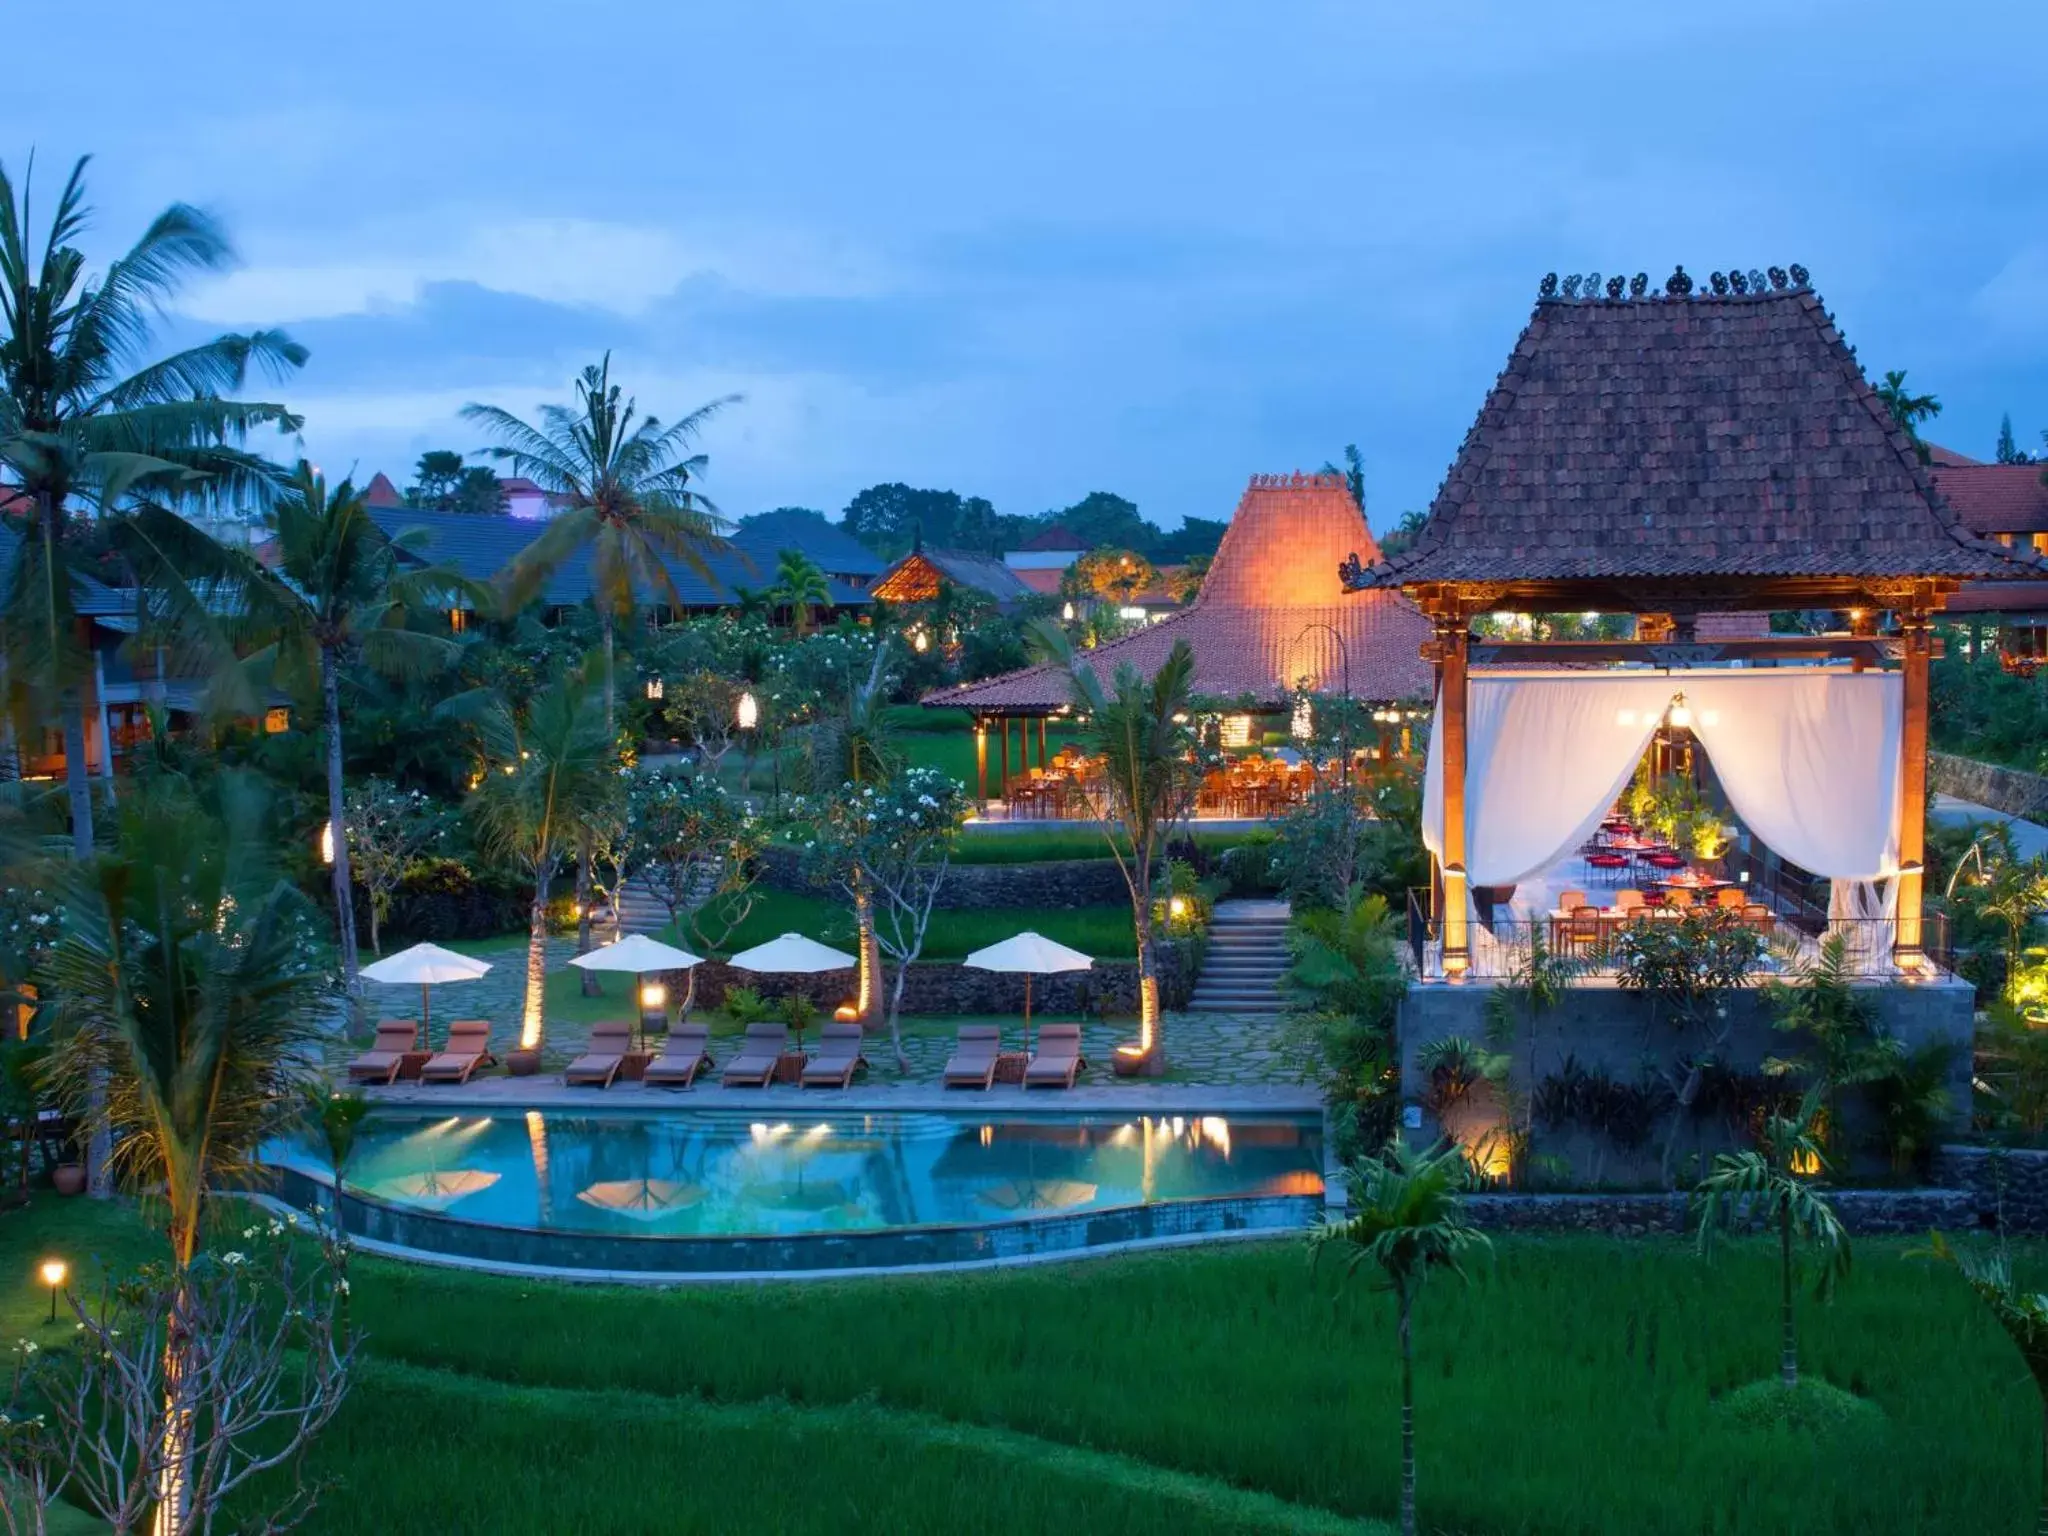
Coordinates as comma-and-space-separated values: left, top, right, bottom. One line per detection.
912, 628, 929, 653
645, 677, 664, 701
1667, 694, 1693, 730
639, 983, 667, 1011
319, 820, 335, 866
1061, 602, 1075, 622
39, 1258, 65, 1324
736, 691, 760, 730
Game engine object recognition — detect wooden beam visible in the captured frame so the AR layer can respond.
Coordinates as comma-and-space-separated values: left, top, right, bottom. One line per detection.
1895, 612, 1932, 963
1438, 618, 1471, 975
1464, 637, 1937, 668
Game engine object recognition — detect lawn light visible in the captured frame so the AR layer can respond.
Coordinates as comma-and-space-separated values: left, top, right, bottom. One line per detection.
39, 1258, 66, 1324
737, 691, 760, 730
319, 820, 335, 866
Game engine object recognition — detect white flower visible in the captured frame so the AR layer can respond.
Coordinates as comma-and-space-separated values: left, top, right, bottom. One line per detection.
16, 1340, 35, 1356
220, 1252, 247, 1267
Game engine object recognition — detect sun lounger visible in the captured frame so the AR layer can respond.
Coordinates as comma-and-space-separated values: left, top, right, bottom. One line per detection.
800, 1022, 868, 1088
419, 1019, 495, 1085
564, 1022, 634, 1088
942, 1025, 1002, 1090
1023, 1024, 1086, 1089
643, 1024, 714, 1088
721, 1022, 789, 1088
346, 1020, 419, 1085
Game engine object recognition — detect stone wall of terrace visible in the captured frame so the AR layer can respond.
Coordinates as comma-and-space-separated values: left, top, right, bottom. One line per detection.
657, 938, 1198, 1019
758, 844, 1135, 910
1931, 751, 2048, 819
1398, 976, 1976, 1186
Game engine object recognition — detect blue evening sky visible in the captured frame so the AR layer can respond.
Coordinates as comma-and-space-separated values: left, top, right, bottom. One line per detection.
9, 2, 2044, 534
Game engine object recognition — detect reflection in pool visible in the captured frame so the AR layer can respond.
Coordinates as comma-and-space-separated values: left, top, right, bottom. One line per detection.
281, 1110, 1323, 1239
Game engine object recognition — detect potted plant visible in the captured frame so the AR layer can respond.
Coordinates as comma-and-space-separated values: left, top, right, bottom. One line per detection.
52, 1159, 86, 1196
505, 1047, 542, 1077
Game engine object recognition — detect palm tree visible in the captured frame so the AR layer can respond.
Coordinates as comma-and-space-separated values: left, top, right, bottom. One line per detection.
1876, 369, 1942, 463
1311, 1139, 1490, 1536
1033, 624, 1204, 1065
1916, 1231, 2048, 1534
38, 767, 335, 1531
234, 463, 484, 991
772, 550, 831, 637
1321, 443, 1367, 512
459, 663, 615, 1050
1694, 1089, 1851, 1388
462, 355, 736, 737
805, 640, 899, 1023
0, 156, 304, 859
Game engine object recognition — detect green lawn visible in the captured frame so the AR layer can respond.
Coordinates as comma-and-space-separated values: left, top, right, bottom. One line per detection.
691, 887, 1137, 959
4, 1197, 2040, 1535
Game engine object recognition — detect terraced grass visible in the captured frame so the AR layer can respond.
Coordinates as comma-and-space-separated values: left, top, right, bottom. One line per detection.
5, 1198, 2039, 1534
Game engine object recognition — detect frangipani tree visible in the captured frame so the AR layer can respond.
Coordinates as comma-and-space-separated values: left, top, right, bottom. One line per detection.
1694, 1089, 1850, 1389
801, 766, 969, 1070
1311, 1139, 1490, 1536
624, 765, 763, 953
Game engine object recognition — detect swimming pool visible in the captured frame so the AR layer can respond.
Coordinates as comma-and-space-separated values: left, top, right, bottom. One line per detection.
265, 1108, 1325, 1275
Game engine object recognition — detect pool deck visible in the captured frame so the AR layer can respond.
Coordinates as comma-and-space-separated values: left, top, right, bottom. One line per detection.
359, 1076, 1324, 1116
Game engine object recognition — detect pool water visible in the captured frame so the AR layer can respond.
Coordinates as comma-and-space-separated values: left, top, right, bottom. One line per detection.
283, 1110, 1323, 1239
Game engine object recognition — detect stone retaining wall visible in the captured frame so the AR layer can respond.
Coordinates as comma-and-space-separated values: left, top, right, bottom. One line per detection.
758, 844, 1136, 911
1935, 1144, 2048, 1232
657, 938, 1197, 1020
1930, 751, 2048, 819
1459, 1187, 1978, 1237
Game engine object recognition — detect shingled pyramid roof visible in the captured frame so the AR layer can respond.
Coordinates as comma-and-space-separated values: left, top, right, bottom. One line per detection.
925, 473, 1433, 711
1345, 271, 2043, 593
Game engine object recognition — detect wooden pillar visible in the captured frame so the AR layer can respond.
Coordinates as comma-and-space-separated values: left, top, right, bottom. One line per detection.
998, 715, 1010, 800
1849, 609, 1876, 674
974, 717, 989, 806
1438, 617, 1471, 976
1037, 716, 1048, 768
1895, 608, 1932, 963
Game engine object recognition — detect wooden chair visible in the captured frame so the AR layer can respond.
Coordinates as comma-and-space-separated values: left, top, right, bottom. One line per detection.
1613, 889, 1645, 915
1664, 888, 1694, 911
1714, 887, 1747, 911
1556, 889, 1588, 916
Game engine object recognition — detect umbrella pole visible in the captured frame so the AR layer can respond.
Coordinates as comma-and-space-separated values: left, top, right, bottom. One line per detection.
421, 983, 432, 1053
1025, 972, 1033, 1056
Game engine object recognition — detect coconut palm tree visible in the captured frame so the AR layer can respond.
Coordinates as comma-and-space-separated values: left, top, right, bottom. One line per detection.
1311, 1139, 1490, 1536
1321, 442, 1367, 512
1033, 623, 1203, 1066
772, 549, 832, 637
233, 462, 486, 990
1694, 1089, 1851, 1388
37, 767, 335, 1531
0, 155, 305, 860
461, 355, 736, 736
1876, 369, 1942, 463
458, 663, 615, 1050
1916, 1231, 2048, 1534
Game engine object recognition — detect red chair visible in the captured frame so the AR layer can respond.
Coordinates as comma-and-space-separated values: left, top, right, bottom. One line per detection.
1585, 852, 1629, 886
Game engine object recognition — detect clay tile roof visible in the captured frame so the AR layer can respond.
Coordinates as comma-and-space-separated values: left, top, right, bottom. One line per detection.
362, 472, 404, 508
1347, 278, 2043, 588
1931, 462, 2048, 538
925, 474, 1433, 710
1021, 523, 1089, 552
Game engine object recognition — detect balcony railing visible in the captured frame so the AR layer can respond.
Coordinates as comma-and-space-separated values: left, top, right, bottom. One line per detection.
1404, 888, 1950, 983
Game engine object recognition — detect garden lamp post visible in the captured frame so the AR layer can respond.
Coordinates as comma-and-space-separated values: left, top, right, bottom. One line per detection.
40, 1257, 66, 1324
1293, 622, 1350, 785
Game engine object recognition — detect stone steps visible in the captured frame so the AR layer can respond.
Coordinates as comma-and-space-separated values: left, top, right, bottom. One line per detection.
1187, 901, 1292, 1015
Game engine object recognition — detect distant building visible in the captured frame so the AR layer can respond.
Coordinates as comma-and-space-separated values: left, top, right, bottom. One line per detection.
1002, 522, 1088, 578
731, 508, 885, 591
871, 545, 1035, 610
1928, 446, 2048, 669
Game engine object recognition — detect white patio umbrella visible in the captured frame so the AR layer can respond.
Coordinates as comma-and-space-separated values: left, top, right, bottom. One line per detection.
568, 934, 705, 1045
728, 933, 858, 1051
963, 931, 1093, 1053
360, 942, 492, 1050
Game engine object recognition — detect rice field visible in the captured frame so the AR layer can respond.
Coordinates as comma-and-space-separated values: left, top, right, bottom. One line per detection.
6, 1199, 2036, 1534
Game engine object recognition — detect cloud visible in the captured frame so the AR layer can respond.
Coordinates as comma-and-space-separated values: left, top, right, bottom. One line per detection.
179, 217, 891, 325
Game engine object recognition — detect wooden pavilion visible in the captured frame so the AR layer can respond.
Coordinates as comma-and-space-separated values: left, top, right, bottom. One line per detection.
1342, 264, 2048, 975
924, 472, 1433, 806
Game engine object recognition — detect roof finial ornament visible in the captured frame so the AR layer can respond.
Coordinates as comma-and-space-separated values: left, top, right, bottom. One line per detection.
1728, 269, 1748, 294
1539, 272, 1559, 300
1666, 264, 1693, 297
1606, 275, 1625, 300
1747, 269, 1768, 296
1709, 270, 1730, 296
1562, 274, 1582, 298
1630, 272, 1648, 298
1768, 265, 1789, 291
1789, 262, 1810, 288
1584, 272, 1602, 301
1337, 551, 1364, 589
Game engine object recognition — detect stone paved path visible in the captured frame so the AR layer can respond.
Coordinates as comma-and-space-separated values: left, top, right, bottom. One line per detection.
353, 937, 1312, 1089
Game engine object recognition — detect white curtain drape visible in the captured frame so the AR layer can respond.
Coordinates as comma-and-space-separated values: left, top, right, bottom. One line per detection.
1423, 674, 1680, 886
1423, 669, 1904, 893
